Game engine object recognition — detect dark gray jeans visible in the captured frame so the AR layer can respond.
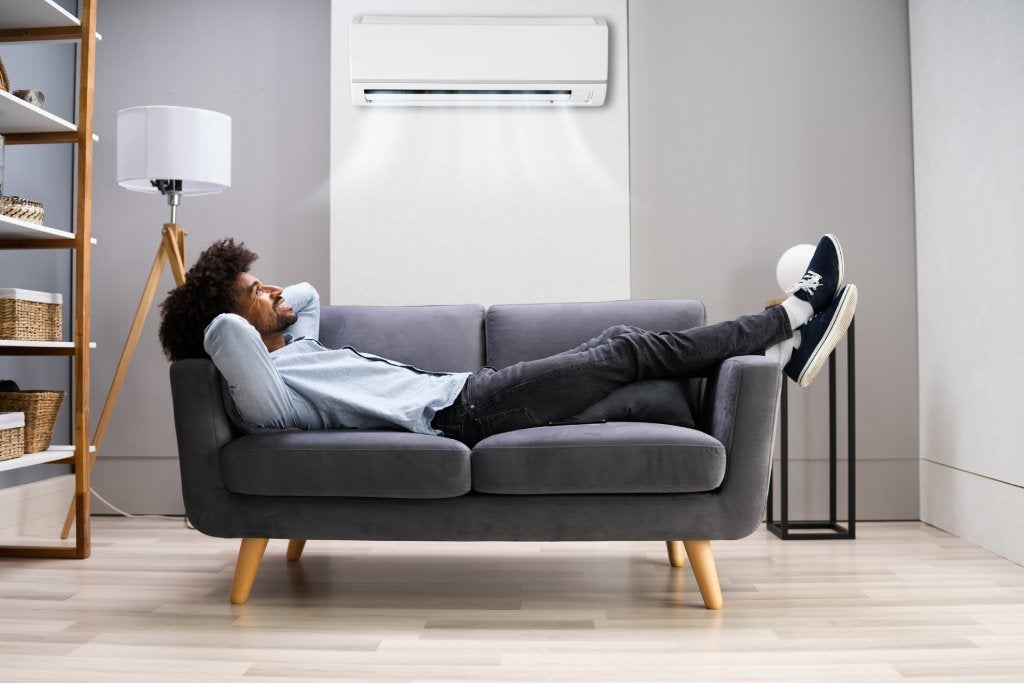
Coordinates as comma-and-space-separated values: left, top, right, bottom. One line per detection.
432, 305, 791, 446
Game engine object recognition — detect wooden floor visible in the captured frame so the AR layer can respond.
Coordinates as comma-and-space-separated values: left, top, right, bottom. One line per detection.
1, 520, 1023, 681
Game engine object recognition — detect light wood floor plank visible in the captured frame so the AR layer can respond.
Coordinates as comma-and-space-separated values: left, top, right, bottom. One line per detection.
1, 519, 1023, 680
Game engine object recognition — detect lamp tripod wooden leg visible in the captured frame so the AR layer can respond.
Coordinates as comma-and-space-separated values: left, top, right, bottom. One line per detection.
61, 224, 187, 539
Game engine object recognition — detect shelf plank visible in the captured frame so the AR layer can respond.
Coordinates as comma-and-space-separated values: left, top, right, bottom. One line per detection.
0, 341, 97, 347
0, 0, 80, 30
0, 544, 79, 558
0, 340, 76, 349
0, 28, 102, 44
0, 89, 76, 134
0, 340, 97, 356
0, 446, 75, 473
0, 213, 75, 241
0, 341, 96, 346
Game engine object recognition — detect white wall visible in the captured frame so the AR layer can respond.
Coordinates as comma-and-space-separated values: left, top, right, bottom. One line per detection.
329, 0, 629, 307
911, 1, 1024, 564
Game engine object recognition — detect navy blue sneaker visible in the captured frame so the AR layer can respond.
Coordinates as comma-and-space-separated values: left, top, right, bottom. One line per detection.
786, 234, 845, 316
784, 284, 857, 388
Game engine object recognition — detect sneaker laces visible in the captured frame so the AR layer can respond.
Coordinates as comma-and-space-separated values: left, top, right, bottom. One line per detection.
786, 270, 822, 295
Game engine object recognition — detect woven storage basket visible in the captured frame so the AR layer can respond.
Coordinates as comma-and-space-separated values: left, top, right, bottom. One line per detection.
0, 391, 63, 454
1, 196, 45, 225
0, 412, 25, 461
0, 289, 63, 341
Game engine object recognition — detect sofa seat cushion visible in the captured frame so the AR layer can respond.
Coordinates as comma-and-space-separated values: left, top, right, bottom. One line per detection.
470, 422, 726, 495
221, 430, 471, 499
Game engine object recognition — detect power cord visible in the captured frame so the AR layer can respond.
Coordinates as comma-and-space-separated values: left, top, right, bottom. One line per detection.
89, 486, 192, 528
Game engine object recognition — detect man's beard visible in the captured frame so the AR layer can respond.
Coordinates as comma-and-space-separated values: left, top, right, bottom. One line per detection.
275, 309, 299, 331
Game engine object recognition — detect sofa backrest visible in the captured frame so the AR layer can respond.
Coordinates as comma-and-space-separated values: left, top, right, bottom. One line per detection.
484, 299, 706, 368
319, 304, 486, 373
318, 299, 707, 374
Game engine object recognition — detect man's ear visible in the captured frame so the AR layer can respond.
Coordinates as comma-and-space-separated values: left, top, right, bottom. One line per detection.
226, 278, 247, 316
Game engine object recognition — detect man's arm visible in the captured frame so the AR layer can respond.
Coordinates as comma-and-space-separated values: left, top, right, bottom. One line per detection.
283, 282, 320, 341
204, 313, 298, 430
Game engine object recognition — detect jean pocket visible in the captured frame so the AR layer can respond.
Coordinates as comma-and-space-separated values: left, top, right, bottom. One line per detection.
474, 406, 538, 439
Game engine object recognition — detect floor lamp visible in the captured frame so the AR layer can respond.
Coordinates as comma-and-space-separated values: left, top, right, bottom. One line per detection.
61, 106, 231, 538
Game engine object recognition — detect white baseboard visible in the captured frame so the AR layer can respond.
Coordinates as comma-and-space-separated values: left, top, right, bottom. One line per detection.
921, 459, 1024, 567
0, 474, 75, 541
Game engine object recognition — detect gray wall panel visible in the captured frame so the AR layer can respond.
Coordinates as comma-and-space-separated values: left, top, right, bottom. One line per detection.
87, 0, 330, 513
628, 0, 919, 519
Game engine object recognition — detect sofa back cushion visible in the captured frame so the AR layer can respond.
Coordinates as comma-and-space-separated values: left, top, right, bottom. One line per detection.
486, 299, 708, 429
319, 304, 485, 372
484, 299, 706, 369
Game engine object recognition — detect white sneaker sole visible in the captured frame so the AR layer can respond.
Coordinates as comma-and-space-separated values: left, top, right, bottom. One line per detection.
796, 284, 857, 388
824, 233, 845, 300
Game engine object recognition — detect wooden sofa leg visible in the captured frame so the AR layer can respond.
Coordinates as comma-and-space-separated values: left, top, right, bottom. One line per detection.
683, 540, 723, 610
286, 539, 306, 561
230, 538, 269, 604
665, 540, 685, 567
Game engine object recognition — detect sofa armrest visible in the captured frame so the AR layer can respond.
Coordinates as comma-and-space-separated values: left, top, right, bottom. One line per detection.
169, 359, 239, 533
699, 355, 782, 535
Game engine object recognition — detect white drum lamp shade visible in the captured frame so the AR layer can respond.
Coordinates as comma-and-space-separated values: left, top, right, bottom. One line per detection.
116, 105, 231, 195
95, 107, 232, 511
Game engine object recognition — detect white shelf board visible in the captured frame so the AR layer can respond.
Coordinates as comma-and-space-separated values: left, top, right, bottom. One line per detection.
0, 445, 74, 473
0, 213, 75, 240
0, 0, 80, 30
0, 340, 96, 349
0, 89, 76, 135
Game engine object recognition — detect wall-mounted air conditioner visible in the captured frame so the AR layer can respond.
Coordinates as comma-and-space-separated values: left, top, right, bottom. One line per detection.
350, 16, 608, 107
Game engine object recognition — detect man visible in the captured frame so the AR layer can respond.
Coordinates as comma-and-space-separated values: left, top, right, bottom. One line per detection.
159, 235, 857, 447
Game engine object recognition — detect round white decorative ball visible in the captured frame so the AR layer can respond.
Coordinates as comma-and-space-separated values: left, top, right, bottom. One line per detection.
776, 244, 816, 292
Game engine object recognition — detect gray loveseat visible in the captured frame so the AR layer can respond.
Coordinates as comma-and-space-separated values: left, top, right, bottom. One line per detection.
169, 299, 781, 609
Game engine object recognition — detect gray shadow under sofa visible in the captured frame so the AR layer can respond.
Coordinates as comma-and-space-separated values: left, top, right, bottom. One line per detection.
169, 298, 782, 609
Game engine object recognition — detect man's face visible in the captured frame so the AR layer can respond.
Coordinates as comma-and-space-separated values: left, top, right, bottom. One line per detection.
232, 272, 298, 334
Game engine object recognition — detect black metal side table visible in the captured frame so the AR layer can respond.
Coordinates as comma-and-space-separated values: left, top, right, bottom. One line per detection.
766, 319, 855, 540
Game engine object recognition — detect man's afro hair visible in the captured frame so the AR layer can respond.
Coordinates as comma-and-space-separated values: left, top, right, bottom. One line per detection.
158, 238, 257, 361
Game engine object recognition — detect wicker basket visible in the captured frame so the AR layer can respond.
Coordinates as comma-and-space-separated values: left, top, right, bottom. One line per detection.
0, 55, 8, 92
0, 391, 64, 454
1, 196, 45, 225
0, 412, 25, 461
0, 289, 63, 341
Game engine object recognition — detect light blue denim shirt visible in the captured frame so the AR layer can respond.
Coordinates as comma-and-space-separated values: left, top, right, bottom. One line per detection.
203, 283, 470, 435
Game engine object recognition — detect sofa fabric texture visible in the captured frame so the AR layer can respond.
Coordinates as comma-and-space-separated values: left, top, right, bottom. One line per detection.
484, 299, 706, 369
470, 422, 726, 494
221, 430, 471, 499
319, 304, 485, 372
